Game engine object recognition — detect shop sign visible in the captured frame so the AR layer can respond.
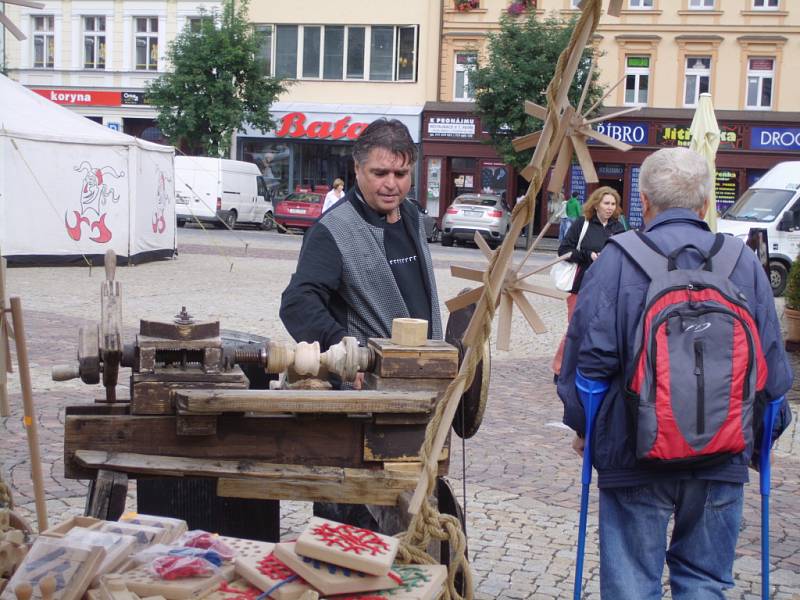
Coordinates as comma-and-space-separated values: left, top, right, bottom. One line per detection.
121, 91, 148, 105
628, 166, 643, 230
427, 116, 476, 139
597, 164, 624, 178
33, 88, 121, 106
657, 124, 743, 150
274, 112, 369, 140
715, 169, 738, 214
570, 165, 587, 203
589, 121, 649, 145
750, 127, 800, 152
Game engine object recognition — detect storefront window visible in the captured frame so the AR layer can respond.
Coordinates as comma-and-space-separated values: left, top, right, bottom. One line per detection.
480, 161, 508, 204
426, 158, 442, 218
240, 141, 292, 200
293, 142, 354, 191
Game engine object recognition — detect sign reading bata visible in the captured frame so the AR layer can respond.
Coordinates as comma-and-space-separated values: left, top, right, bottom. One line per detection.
750, 127, 800, 152
427, 116, 477, 139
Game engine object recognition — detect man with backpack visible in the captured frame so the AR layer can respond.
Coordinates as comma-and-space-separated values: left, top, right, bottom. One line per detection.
557, 147, 793, 599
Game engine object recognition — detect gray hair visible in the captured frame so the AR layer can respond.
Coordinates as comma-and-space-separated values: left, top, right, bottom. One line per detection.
639, 147, 712, 213
352, 119, 417, 166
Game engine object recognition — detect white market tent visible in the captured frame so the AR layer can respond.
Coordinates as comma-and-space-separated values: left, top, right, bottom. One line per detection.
0, 74, 176, 264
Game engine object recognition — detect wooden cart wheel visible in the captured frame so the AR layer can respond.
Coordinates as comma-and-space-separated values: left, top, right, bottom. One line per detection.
436, 477, 467, 595
445, 288, 491, 439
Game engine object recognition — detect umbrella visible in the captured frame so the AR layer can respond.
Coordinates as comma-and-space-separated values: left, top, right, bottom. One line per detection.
689, 93, 721, 232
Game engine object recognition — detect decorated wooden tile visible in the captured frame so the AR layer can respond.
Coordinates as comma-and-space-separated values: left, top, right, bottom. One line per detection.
111, 563, 223, 600
200, 578, 262, 600
234, 545, 313, 600
118, 514, 188, 544
0, 537, 105, 600
322, 565, 446, 600
96, 522, 166, 553
40, 517, 103, 538
62, 528, 136, 582
295, 518, 399, 577
273, 542, 401, 597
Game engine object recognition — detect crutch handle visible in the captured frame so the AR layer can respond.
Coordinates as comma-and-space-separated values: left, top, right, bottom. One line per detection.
759, 396, 784, 496
575, 370, 609, 485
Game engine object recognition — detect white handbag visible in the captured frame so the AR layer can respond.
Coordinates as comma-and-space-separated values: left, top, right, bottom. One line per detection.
550, 219, 589, 292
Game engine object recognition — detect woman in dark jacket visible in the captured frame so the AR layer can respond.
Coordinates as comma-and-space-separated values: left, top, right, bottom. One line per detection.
552, 186, 626, 376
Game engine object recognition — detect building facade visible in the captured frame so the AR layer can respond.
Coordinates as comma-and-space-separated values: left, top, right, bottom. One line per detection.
3, 0, 221, 141
239, 1, 441, 202
429, 0, 800, 231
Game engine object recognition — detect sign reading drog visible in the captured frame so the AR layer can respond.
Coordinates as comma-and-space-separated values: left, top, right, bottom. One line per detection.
750, 127, 800, 152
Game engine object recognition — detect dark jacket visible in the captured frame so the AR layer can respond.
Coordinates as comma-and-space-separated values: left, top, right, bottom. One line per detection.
280, 187, 442, 351
557, 209, 793, 488
558, 214, 626, 293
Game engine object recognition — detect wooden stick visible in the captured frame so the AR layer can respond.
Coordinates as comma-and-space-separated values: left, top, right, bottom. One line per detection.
444, 286, 485, 314
581, 127, 633, 152
571, 134, 599, 183
449, 265, 485, 283
516, 253, 571, 282
513, 280, 569, 300
9, 297, 48, 532
576, 61, 595, 116
496, 292, 513, 351
472, 231, 494, 260
0, 257, 9, 417
585, 73, 626, 117
512, 130, 542, 152
582, 105, 641, 125
509, 290, 546, 334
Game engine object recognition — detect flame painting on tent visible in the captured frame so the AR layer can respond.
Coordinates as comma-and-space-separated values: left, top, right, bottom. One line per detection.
65, 161, 125, 243
152, 169, 171, 234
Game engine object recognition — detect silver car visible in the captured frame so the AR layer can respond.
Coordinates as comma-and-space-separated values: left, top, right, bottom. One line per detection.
441, 194, 511, 248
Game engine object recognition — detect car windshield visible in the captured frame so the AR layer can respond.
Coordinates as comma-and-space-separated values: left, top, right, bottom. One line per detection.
457, 196, 500, 207
285, 193, 321, 204
722, 188, 795, 222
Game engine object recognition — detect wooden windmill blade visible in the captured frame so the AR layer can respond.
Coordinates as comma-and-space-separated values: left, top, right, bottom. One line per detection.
472, 231, 495, 259
547, 135, 575, 193
570, 134, 599, 183
584, 73, 627, 117
607, 0, 623, 16
512, 130, 542, 152
580, 127, 633, 152
446, 286, 486, 313
0, 12, 25, 40
583, 106, 641, 126
450, 265, 486, 284
496, 292, 514, 351
515, 281, 569, 300
524, 101, 548, 120
509, 290, 547, 334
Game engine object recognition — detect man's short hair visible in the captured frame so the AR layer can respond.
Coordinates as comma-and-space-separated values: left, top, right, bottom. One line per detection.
353, 119, 417, 166
640, 147, 711, 213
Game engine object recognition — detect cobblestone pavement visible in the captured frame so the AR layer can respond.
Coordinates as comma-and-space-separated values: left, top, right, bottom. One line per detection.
1, 228, 798, 599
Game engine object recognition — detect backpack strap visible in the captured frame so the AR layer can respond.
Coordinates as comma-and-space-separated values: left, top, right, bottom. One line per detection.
707, 233, 744, 280
608, 230, 668, 281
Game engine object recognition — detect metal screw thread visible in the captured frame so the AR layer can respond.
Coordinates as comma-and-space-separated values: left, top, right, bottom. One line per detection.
233, 346, 265, 365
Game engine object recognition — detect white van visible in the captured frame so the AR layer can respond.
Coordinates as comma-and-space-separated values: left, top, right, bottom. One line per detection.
174, 156, 274, 230
718, 161, 800, 296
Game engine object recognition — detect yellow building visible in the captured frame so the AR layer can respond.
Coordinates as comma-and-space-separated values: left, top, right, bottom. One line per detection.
3, 0, 222, 140
429, 0, 800, 230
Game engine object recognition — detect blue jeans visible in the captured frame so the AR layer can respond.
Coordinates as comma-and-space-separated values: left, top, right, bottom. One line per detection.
599, 480, 743, 600
559, 217, 574, 242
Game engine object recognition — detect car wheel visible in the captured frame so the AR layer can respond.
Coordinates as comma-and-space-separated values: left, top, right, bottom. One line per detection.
441, 234, 454, 247
224, 210, 237, 230
177, 220, 185, 228
260, 212, 274, 231
770, 261, 788, 297
429, 224, 441, 244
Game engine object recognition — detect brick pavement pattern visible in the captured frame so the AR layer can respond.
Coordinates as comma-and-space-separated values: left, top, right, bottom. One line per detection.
1, 229, 798, 599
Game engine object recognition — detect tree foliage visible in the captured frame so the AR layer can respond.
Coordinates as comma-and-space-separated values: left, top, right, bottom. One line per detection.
147, 0, 286, 156
471, 12, 603, 172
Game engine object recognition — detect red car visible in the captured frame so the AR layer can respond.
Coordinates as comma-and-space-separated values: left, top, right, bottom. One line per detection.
275, 192, 324, 231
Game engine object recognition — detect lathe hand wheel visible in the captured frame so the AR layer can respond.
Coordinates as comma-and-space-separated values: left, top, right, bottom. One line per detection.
445, 288, 491, 439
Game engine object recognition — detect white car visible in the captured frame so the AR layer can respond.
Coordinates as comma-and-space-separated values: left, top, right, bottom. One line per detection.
441, 194, 510, 248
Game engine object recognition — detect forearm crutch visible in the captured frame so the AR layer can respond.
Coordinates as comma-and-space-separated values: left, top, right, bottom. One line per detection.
573, 370, 609, 600
759, 396, 784, 600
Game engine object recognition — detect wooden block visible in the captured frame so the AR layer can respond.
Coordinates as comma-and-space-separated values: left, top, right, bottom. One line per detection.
363, 423, 449, 463
40, 517, 103, 538
295, 518, 398, 577
0, 537, 105, 600
362, 373, 451, 394
200, 579, 261, 600
367, 340, 458, 380
61, 528, 135, 584
318, 564, 446, 599
175, 415, 217, 437
233, 544, 313, 600
273, 542, 400, 596
117, 515, 187, 544
131, 374, 249, 416
112, 565, 222, 600
97, 575, 136, 600
390, 319, 427, 348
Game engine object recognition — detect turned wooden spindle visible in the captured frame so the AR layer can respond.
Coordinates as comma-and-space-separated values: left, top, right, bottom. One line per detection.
39, 576, 56, 600
14, 583, 32, 600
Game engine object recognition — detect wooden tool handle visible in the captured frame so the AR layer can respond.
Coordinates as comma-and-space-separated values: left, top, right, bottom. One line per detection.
51, 365, 80, 381
104, 249, 116, 282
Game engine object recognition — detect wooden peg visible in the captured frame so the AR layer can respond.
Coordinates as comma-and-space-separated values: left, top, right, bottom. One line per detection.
39, 576, 56, 600
293, 341, 321, 376
391, 318, 427, 347
14, 583, 32, 600
104, 249, 116, 282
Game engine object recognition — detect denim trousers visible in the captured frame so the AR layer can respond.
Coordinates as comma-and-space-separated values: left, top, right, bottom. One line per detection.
559, 217, 574, 242
598, 480, 744, 600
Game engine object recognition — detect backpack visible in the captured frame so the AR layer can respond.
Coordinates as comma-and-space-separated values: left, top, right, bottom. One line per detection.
610, 231, 768, 467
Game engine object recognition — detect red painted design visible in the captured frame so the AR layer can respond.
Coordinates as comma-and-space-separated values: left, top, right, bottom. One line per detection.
89, 214, 113, 243
215, 581, 261, 600
275, 112, 369, 140
311, 523, 391, 556
152, 213, 166, 233
257, 553, 296, 581
65, 211, 90, 240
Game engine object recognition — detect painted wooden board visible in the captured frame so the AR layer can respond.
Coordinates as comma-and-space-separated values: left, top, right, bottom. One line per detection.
62, 528, 136, 582
117, 514, 187, 544
96, 522, 166, 554
40, 517, 103, 538
294, 519, 398, 578
112, 564, 223, 600
233, 543, 313, 600
273, 542, 401, 596
321, 565, 446, 600
0, 537, 105, 600
200, 578, 262, 600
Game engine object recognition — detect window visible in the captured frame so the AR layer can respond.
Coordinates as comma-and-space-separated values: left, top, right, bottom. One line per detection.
570, 0, 582, 7
134, 17, 158, 71
258, 24, 417, 82
689, 0, 714, 8
684, 56, 710, 107
753, 0, 778, 8
187, 16, 213, 33
746, 57, 774, 109
624, 55, 649, 105
254, 25, 273, 76
628, 0, 653, 8
32, 15, 54, 69
83, 16, 105, 69
453, 52, 477, 101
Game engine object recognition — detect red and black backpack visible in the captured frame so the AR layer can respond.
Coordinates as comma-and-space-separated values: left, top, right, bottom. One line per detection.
610, 231, 768, 467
